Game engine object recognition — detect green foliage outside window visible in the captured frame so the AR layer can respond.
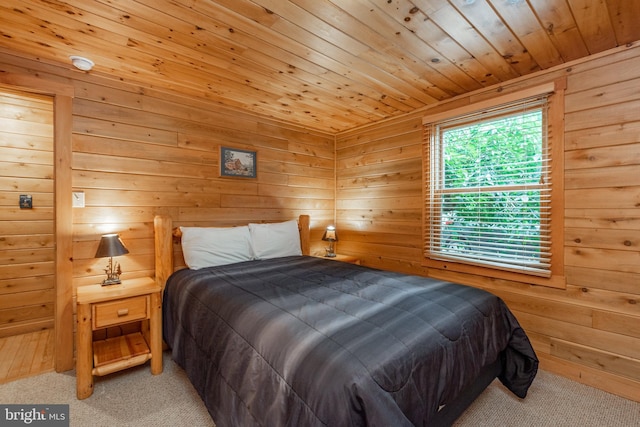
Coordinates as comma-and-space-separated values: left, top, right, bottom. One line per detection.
438, 110, 545, 264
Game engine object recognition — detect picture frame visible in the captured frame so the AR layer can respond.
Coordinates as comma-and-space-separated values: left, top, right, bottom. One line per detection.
220, 146, 257, 178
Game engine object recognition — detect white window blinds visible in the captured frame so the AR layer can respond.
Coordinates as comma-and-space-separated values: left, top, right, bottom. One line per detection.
424, 93, 552, 276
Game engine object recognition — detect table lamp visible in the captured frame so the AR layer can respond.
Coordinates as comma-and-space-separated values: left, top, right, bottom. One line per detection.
322, 225, 338, 257
95, 234, 129, 285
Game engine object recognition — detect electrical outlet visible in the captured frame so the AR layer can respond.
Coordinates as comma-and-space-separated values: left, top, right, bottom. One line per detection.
73, 191, 85, 208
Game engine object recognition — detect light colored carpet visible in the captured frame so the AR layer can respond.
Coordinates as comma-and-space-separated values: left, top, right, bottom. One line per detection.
455, 370, 640, 426
1, 352, 638, 426
0, 352, 214, 427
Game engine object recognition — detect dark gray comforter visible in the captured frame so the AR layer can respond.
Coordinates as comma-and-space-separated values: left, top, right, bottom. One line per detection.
163, 256, 537, 426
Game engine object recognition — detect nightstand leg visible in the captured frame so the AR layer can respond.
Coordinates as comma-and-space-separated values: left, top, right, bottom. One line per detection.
76, 303, 94, 399
149, 292, 163, 375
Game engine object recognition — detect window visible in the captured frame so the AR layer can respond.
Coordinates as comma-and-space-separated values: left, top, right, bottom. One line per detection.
423, 83, 563, 283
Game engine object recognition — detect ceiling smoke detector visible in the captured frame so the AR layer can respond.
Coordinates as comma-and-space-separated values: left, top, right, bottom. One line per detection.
70, 55, 95, 71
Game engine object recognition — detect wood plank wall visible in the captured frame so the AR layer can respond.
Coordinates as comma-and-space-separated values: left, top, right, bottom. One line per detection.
336, 45, 640, 402
0, 50, 334, 360
0, 88, 55, 338
69, 75, 334, 281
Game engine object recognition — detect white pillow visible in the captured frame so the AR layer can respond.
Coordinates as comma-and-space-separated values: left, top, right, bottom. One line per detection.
248, 220, 302, 259
180, 226, 253, 269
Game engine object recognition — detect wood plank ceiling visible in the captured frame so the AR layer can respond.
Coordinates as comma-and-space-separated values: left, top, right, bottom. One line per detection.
1, 0, 639, 133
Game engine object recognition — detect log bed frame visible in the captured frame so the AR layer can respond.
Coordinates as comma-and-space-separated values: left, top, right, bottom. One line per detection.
153, 214, 311, 290
152, 213, 504, 425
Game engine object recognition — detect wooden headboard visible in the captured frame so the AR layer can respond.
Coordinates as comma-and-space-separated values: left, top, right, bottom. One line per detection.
153, 215, 311, 290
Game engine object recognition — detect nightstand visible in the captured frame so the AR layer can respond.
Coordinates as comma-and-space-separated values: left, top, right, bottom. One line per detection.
318, 254, 361, 265
76, 277, 162, 399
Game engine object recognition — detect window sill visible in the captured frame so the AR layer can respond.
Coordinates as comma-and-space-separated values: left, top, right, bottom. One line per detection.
423, 257, 566, 289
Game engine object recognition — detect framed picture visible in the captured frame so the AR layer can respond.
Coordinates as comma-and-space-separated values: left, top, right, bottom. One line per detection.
220, 146, 257, 178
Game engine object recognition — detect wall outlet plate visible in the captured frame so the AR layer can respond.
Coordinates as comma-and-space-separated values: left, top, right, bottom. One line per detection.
72, 191, 85, 208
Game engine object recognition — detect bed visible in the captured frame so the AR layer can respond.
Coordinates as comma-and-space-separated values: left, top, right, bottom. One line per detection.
154, 215, 538, 426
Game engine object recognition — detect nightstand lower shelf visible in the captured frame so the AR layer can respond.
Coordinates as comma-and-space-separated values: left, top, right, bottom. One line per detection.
92, 332, 152, 376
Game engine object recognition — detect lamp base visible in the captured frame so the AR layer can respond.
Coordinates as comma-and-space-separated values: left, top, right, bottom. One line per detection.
101, 257, 123, 286
101, 278, 121, 286
324, 241, 336, 258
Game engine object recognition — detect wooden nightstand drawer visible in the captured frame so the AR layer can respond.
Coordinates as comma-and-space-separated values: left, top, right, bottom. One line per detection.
92, 295, 149, 329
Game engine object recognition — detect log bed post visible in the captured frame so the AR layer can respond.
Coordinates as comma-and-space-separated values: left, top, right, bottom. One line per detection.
298, 214, 310, 256
154, 215, 174, 291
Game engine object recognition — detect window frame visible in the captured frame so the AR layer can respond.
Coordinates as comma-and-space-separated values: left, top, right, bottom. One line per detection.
422, 81, 566, 289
